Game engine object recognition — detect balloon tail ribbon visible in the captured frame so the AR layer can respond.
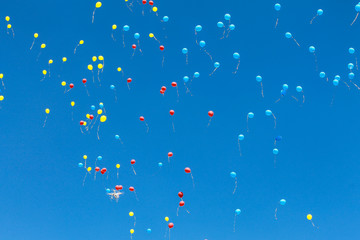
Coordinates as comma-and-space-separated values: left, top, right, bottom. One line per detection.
275, 18, 279, 28
94, 171, 97, 180
74, 44, 79, 54
275, 98, 281, 103
162, 55, 165, 67
351, 80, 360, 90
260, 82, 264, 98
176, 87, 180, 102
310, 14, 317, 24
48, 65, 51, 78
314, 53, 318, 72
292, 37, 300, 47
97, 124, 100, 140
272, 113, 277, 129
127, 82, 131, 90
233, 60, 240, 74
274, 155, 277, 168
82, 172, 87, 186
172, 121, 175, 133
209, 68, 217, 76
92, 9, 96, 24
132, 166, 137, 175
207, 118, 212, 127
238, 139, 242, 157
134, 191, 139, 201
134, 216, 136, 227
144, 121, 149, 133
114, 90, 118, 102
302, 93, 305, 104
233, 177, 237, 194
220, 28, 226, 39
351, 13, 359, 26
137, 40, 143, 53
122, 33, 125, 47
246, 116, 249, 132
186, 54, 189, 65
274, 208, 278, 220
176, 206, 179, 216
204, 49, 213, 61
343, 81, 350, 90
191, 173, 195, 189
356, 56, 359, 70
111, 32, 116, 41
291, 96, 298, 102
126, 3, 133, 12
36, 51, 42, 62
233, 215, 236, 232
154, 36, 161, 44
117, 170, 119, 179
43, 116, 48, 128
30, 38, 36, 50
226, 28, 231, 38
84, 85, 90, 96
97, 70, 101, 86
195, 30, 198, 45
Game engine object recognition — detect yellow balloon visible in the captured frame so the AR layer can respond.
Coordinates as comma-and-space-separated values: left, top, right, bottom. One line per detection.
117, 67, 122, 72
88, 64, 93, 71
87, 167, 92, 172
45, 108, 50, 114
100, 115, 107, 122
61, 81, 66, 86
49, 59, 53, 64
307, 214, 312, 220
7, 24, 12, 29
34, 33, 39, 38
97, 109, 103, 115
129, 211, 134, 217
71, 101, 75, 107
112, 24, 117, 30
96, 2, 102, 8
42, 70, 47, 75
83, 155, 88, 160
165, 217, 169, 222
98, 63, 103, 69
149, 33, 154, 38
79, 40, 84, 45
0, 74, 3, 79
83, 121, 87, 126
62, 57, 67, 62
41, 43, 46, 49
116, 164, 120, 168
153, 7, 158, 12
0, 96, 4, 101
5, 16, 10, 21
130, 229, 134, 234
98, 56, 104, 61
92, 56, 97, 62
86, 114, 90, 119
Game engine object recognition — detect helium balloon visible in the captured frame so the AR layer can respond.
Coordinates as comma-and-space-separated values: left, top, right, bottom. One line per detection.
45, 108, 50, 114
274, 3, 281, 11
349, 73, 355, 80
248, 112, 254, 119
214, 62, 220, 68
158, 162, 163, 167
134, 33, 140, 39
333, 79, 339, 86
96, 2, 102, 8
307, 214, 312, 220
91, 105, 96, 110
233, 52, 240, 59
178, 192, 184, 198
285, 32, 292, 39
130, 229, 134, 234
296, 86, 303, 92
62, 57, 67, 62
282, 84, 289, 90
280, 199, 286, 205
224, 13, 231, 20
115, 135, 120, 140
78, 163, 84, 168
229, 24, 235, 30
235, 209, 241, 215
349, 48, 355, 54
97, 109, 103, 115
265, 110, 272, 116
88, 64, 93, 71
230, 172, 236, 178
318, 9, 324, 15
100, 115, 107, 122
71, 101, 75, 107
184, 167, 191, 173
195, 25, 202, 32
319, 72, 326, 78
165, 217, 169, 222
183, 76, 189, 83
273, 148, 279, 155
147, 229, 152, 233
163, 16, 169, 22
106, 188, 111, 193
123, 25, 130, 31
238, 134, 244, 141
97, 156, 103, 161
129, 211, 134, 217
168, 223, 174, 229
194, 72, 200, 78
199, 40, 206, 47
116, 164, 120, 168
152, 7, 158, 12
217, 22, 224, 28
309, 46, 315, 53
87, 167, 92, 172
208, 111, 214, 117
41, 43, 46, 49
182, 48, 188, 54
256, 75, 262, 82
348, 63, 354, 70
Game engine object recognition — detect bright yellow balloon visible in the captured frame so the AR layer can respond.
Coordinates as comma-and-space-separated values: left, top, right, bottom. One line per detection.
62, 57, 67, 62
83, 155, 88, 160
96, 2, 102, 8
98, 56, 104, 61
86, 114, 90, 119
42, 70, 47, 75
0, 96, 4, 101
130, 229, 134, 234
79, 40, 84, 45
92, 56, 97, 62
117, 67, 122, 72
5, 16, 10, 21
61, 81, 66, 86
34, 33, 39, 38
0, 74, 3, 79
152, 7, 158, 12
116, 164, 120, 168
49, 59, 53, 64
112, 24, 117, 30
41, 43, 46, 49
100, 115, 107, 122
165, 217, 169, 222
88, 64, 93, 71
45, 108, 50, 114
7, 24, 11, 29
98, 63, 103, 69
149, 33, 154, 38
129, 211, 134, 217
83, 121, 87, 126
97, 109, 103, 115
71, 101, 75, 107
307, 214, 312, 220
87, 167, 92, 172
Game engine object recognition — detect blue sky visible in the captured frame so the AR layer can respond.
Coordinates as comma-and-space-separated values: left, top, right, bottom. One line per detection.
0, 0, 360, 239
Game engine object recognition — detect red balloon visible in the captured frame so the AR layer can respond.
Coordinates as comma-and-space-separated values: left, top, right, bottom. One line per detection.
89, 115, 94, 120
131, 159, 136, 165
82, 78, 87, 84
178, 192, 183, 198
161, 86, 166, 91
171, 82, 177, 87
160, 90, 164, 94
160, 45, 164, 51
169, 110, 175, 116
129, 186, 135, 192
168, 223, 174, 229
208, 111, 214, 117
80, 120, 84, 125
140, 116, 145, 121
101, 168, 107, 174
115, 185, 123, 190
142, 0, 147, 4
184, 167, 191, 173
168, 152, 173, 157
149, 0, 154, 5
127, 78, 132, 83
69, 83, 74, 88
132, 44, 137, 49
95, 167, 100, 172
179, 201, 185, 207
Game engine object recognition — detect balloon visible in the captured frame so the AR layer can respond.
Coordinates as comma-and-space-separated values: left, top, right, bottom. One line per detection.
233, 52, 240, 59
178, 192, 184, 198
62, 57, 67, 62
168, 152, 173, 157
88, 64, 93, 71
0, 96, 4, 101
115, 135, 120, 140
171, 82, 177, 87
147, 229, 152, 233
265, 110, 272, 116
333, 79, 339, 86
83, 155, 88, 160
140, 116, 145, 121
95, 167, 100, 172
208, 111, 214, 117
117, 67, 122, 72
92, 56, 97, 62
152, 7, 158, 12
317, 9, 324, 15
224, 13, 231, 20
296, 86, 303, 92
217, 22, 224, 28
348, 63, 354, 70
100, 168, 107, 174
335, 75, 341, 81
248, 112, 254, 119
130, 229, 134, 234
48, 59, 53, 64
168, 223, 174, 229
69, 83, 74, 88
356, 4, 360, 12
116, 164, 120, 168
281, 89, 286, 96
199, 40, 206, 47
134, 33, 140, 39
275, 136, 282, 141
129, 211, 134, 217
42, 70, 47, 75
273, 148, 279, 155
307, 214, 312, 220
78, 163, 84, 168
41, 43, 46, 49
229, 24, 235, 30
112, 24, 117, 30
349, 73, 355, 80
194, 72, 200, 78
97, 109, 103, 115
309, 46, 315, 53
274, 3, 281, 11
349, 48, 355, 54
97, 156, 103, 161
256, 75, 262, 82
184, 167, 191, 173
282, 84, 289, 90
285, 32, 292, 39
149, 1, 154, 5
195, 25, 202, 32
45, 108, 50, 114
132, 44, 137, 49
182, 48, 188, 54
280, 199, 286, 206
230, 172, 236, 178
106, 188, 111, 193
131, 159, 136, 165
123, 25, 130, 31
95, 2, 102, 8
214, 62, 220, 68
110, 85, 115, 90
158, 162, 163, 167
319, 72, 326, 78
6, 24, 11, 29
79, 40, 84, 45
5, 16, 10, 21
91, 105, 96, 110
34, 33, 39, 38
129, 186, 134, 191
100, 115, 107, 122
115, 185, 122, 190
163, 16, 169, 22
87, 167, 92, 172
170, 110, 175, 116
165, 217, 169, 222
183, 76, 189, 83
71, 101, 75, 107
238, 134, 244, 141
99, 56, 104, 61
98, 63, 103, 69
179, 201, 185, 207
160, 45, 165, 51
235, 209, 241, 215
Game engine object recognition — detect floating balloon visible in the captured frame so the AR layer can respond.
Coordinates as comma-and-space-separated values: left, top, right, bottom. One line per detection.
163, 16, 169, 22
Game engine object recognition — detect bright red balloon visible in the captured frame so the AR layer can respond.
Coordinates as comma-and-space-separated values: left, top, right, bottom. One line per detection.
140, 116, 145, 121
179, 201, 185, 207
168, 223, 174, 229
160, 45, 164, 51
115, 185, 123, 190
171, 82, 177, 87
132, 44, 137, 49
161, 86, 166, 91
129, 186, 135, 192
168, 152, 173, 157
89, 115, 94, 120
142, 0, 146, 4
95, 167, 100, 172
185, 167, 191, 173
131, 159, 136, 165
160, 90, 164, 94
169, 110, 174, 116
149, 0, 154, 5
127, 78, 132, 83
208, 111, 214, 117
178, 192, 183, 198
80, 120, 84, 125
101, 168, 107, 174
69, 83, 74, 88
82, 78, 87, 84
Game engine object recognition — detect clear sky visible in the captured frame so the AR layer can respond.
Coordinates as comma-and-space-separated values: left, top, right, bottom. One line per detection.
1, 0, 360, 239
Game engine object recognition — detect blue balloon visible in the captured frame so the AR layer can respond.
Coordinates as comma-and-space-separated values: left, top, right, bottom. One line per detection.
199, 40, 206, 47
195, 25, 202, 32
214, 62, 220, 68
274, 3, 281, 11
319, 72, 326, 78
317, 9, 324, 15
348, 63, 354, 70
183, 76, 189, 83
163, 16, 169, 22
123, 25, 130, 31
349, 48, 355, 54
217, 21, 224, 28
182, 48, 188, 54
256, 75, 262, 82
233, 52, 240, 59
235, 209, 241, 215
296, 86, 303, 92
134, 33, 140, 39
273, 148, 279, 155
224, 13, 231, 20
110, 85, 115, 90
335, 75, 341, 81
158, 162, 163, 167
285, 32, 292, 39
265, 110, 272, 116
282, 84, 289, 90
115, 135, 120, 140
309, 46, 315, 53
356, 4, 360, 12
275, 136, 282, 141
194, 72, 200, 78
97, 156, 103, 161
78, 163, 84, 168
238, 134, 244, 141
280, 199, 286, 206
349, 72, 355, 80
230, 172, 237, 178
91, 105, 96, 110
106, 188, 111, 193
229, 24, 235, 31
147, 229, 152, 233
248, 112, 254, 119
99, 103, 104, 109
333, 79, 339, 86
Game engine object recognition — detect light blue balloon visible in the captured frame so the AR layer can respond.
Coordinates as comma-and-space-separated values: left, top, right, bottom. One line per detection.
274, 3, 281, 11
97, 156, 103, 161
235, 209, 241, 215
217, 21, 224, 28
349, 72, 355, 80
309, 46, 315, 53
296, 86, 303, 92
224, 13, 231, 20
230, 172, 237, 178
163, 16, 169, 22
229, 24, 235, 30
356, 4, 360, 12
285, 32, 292, 39
134, 33, 140, 39
348, 63, 354, 70
115, 135, 120, 140
78, 163, 84, 168
194, 72, 200, 78
233, 52, 240, 59
158, 162, 163, 167
280, 199, 286, 206
123, 25, 130, 31
319, 72, 326, 78
248, 112, 254, 119
335, 75, 341, 81
282, 84, 289, 90
99, 103, 104, 109
147, 229, 152, 233
110, 85, 115, 90
182, 48, 188, 54
91, 105, 96, 110
265, 110, 272, 116
349, 48, 355, 54
333, 79, 339, 86
214, 62, 220, 68
195, 25, 202, 32
106, 188, 111, 193
183, 76, 189, 83
238, 134, 244, 141
273, 148, 279, 155
256, 75, 262, 82
317, 9, 324, 15
199, 40, 206, 47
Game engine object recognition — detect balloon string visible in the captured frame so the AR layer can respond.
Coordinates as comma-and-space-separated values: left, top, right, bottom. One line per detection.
74, 44, 79, 54
84, 84, 90, 96
92, 8, 96, 23
176, 86, 180, 102
274, 155, 277, 168
43, 116, 48, 128
176, 206, 179, 216
114, 90, 118, 102
275, 18, 279, 29
134, 191, 139, 202
272, 113, 277, 129
90, 115, 99, 130
144, 121, 149, 133
302, 93, 305, 104
275, 97, 281, 103
220, 28, 226, 39
274, 208, 278, 220
111, 32, 116, 41
351, 80, 360, 90
314, 53, 318, 72
186, 54, 188, 65
137, 39, 143, 53
233, 60, 240, 74
36, 51, 42, 62
207, 118, 212, 127
356, 56, 359, 70
153, 36, 161, 44
260, 82, 264, 98
134, 216, 136, 227
162, 55, 165, 67
209, 68, 217, 76
132, 166, 137, 175
122, 32, 125, 47
204, 49, 213, 62
291, 96, 298, 102
126, 2, 133, 12
117, 169, 119, 179
233, 177, 237, 194
97, 124, 100, 140
195, 30, 198, 45
94, 171, 97, 180
292, 37, 300, 47
172, 120, 175, 133
237, 139, 242, 157
82, 172, 88, 186
97, 69, 101, 86
191, 173, 195, 189
233, 215, 236, 232
246, 116, 249, 132
351, 13, 359, 26
11, 28, 15, 38
343, 81, 350, 91
30, 38, 36, 50
48, 65, 51, 78
310, 14, 317, 24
